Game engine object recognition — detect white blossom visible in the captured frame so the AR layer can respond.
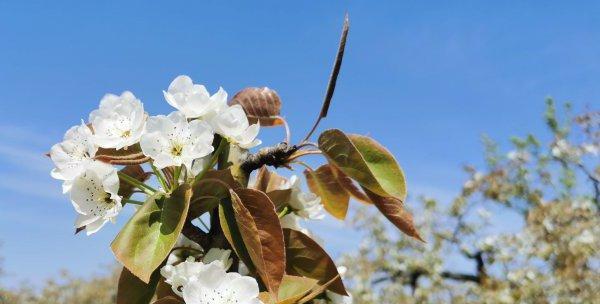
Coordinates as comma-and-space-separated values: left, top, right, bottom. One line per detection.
50, 123, 97, 188
209, 104, 261, 149
283, 176, 324, 220
140, 111, 214, 171
70, 161, 121, 235
507, 150, 530, 162
181, 261, 261, 304
203, 248, 233, 270
89, 91, 146, 149
163, 75, 227, 119
161, 257, 261, 303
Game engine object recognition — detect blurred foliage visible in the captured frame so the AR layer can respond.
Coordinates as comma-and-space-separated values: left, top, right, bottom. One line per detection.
341, 100, 599, 303
0, 268, 118, 304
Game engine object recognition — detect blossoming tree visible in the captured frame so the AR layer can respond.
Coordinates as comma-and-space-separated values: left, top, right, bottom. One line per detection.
342, 101, 599, 303
47, 16, 422, 304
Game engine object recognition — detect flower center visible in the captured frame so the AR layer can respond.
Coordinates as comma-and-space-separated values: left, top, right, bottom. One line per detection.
171, 143, 184, 156
121, 130, 131, 138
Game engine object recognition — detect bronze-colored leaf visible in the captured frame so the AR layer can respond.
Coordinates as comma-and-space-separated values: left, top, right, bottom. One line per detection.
330, 165, 371, 204
230, 189, 286, 294
362, 186, 423, 241
155, 277, 183, 302
95, 143, 150, 165
253, 166, 291, 209
304, 165, 349, 219
229, 87, 284, 126
283, 228, 347, 296
116, 267, 161, 304
219, 199, 255, 272
188, 169, 241, 219
152, 297, 184, 304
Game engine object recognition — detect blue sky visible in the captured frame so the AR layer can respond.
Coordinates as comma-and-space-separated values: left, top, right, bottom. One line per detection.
1, 1, 600, 287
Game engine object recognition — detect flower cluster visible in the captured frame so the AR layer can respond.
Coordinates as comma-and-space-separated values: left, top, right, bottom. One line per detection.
161, 246, 261, 304
49, 75, 261, 235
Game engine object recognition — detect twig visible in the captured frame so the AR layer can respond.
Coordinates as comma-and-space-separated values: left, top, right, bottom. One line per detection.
302, 14, 350, 142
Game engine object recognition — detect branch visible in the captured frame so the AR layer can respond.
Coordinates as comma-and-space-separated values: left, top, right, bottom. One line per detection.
374, 251, 487, 288
303, 14, 350, 142
239, 143, 299, 174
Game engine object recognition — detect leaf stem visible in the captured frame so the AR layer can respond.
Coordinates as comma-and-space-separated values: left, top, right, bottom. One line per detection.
118, 171, 156, 195
194, 138, 227, 183
278, 206, 289, 218
151, 163, 169, 191
123, 199, 144, 206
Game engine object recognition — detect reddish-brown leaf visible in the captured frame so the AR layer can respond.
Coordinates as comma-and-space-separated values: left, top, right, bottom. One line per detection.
229, 87, 284, 126
304, 165, 349, 220
230, 189, 286, 294
116, 267, 161, 304
283, 228, 348, 296
362, 186, 423, 241
330, 165, 372, 204
188, 169, 242, 219
253, 166, 291, 209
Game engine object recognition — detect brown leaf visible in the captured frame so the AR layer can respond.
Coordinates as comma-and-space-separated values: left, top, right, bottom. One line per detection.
283, 228, 348, 296
95, 143, 150, 165
229, 87, 284, 126
188, 169, 242, 219
152, 297, 185, 304
304, 165, 350, 220
253, 166, 291, 209
362, 186, 423, 242
330, 165, 372, 204
230, 189, 286, 294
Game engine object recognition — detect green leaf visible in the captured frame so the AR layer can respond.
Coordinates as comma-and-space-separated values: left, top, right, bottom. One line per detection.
283, 228, 347, 296
111, 184, 192, 283
277, 275, 319, 304
318, 129, 406, 200
305, 165, 350, 220
116, 267, 161, 304
230, 189, 286, 294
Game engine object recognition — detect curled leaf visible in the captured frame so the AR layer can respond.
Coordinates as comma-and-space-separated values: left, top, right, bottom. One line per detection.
229, 87, 284, 126
95, 143, 150, 165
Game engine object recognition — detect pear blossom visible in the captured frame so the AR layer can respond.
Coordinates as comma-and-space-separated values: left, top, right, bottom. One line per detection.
181, 261, 261, 304
203, 248, 233, 270
164, 75, 228, 119
50, 123, 97, 187
89, 91, 146, 149
282, 175, 324, 220
140, 111, 214, 171
69, 161, 121, 235
209, 104, 261, 149
161, 255, 260, 303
